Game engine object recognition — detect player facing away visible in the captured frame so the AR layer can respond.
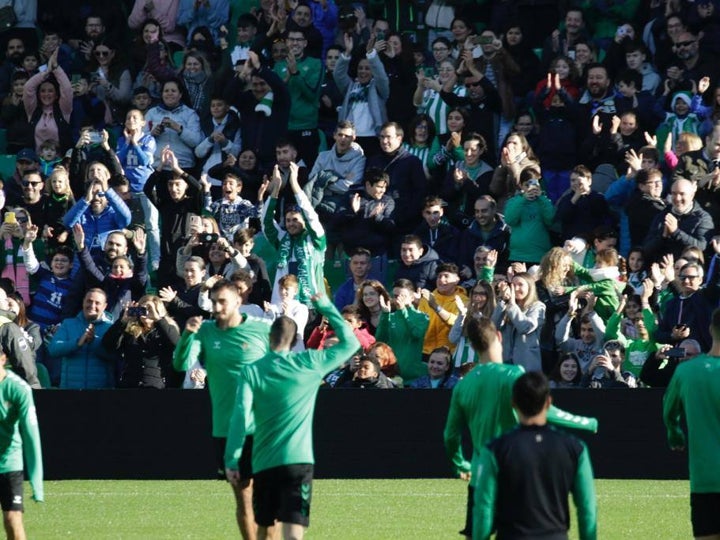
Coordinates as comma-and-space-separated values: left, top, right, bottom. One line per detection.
664, 307, 720, 540
173, 280, 272, 540
0, 345, 43, 540
473, 372, 598, 540
224, 294, 360, 540
443, 317, 598, 539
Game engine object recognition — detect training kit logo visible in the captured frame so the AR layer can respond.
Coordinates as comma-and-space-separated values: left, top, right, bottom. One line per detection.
213, 341, 222, 350
301, 482, 312, 516
12, 495, 21, 505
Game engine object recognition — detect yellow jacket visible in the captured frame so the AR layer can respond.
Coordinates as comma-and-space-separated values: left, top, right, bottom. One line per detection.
418, 286, 469, 354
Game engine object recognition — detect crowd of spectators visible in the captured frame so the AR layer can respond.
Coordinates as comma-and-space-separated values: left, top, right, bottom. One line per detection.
0, 0, 717, 390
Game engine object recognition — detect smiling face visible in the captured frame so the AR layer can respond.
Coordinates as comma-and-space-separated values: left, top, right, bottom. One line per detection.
432, 40, 450, 63
222, 177, 241, 201
39, 81, 57, 107
362, 286, 380, 309
423, 204, 443, 228
286, 31, 307, 57
627, 251, 644, 272
400, 242, 422, 265
167, 178, 188, 202
143, 22, 160, 44
463, 139, 483, 166
82, 290, 107, 321
428, 351, 450, 379
356, 59, 372, 84
334, 126, 355, 153
379, 125, 403, 154
125, 109, 145, 132
671, 178, 696, 214
284, 211, 305, 236
437, 61, 455, 83
553, 59, 570, 80
436, 270, 459, 296
184, 261, 204, 287
365, 179, 387, 200
93, 46, 114, 67
511, 276, 530, 303
110, 258, 132, 278
586, 66, 610, 98
238, 150, 257, 170
22, 173, 43, 203
50, 253, 71, 277
447, 110, 465, 133
183, 55, 203, 74
451, 19, 470, 42
474, 199, 496, 228
104, 233, 128, 259
560, 358, 579, 382
356, 359, 378, 380
161, 81, 182, 108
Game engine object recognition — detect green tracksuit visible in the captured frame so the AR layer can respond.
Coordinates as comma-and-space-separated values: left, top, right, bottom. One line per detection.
473, 424, 597, 540
173, 316, 271, 437
443, 363, 598, 484
604, 309, 660, 378
273, 56, 323, 130
225, 296, 359, 473
375, 306, 429, 384
664, 354, 720, 492
0, 371, 43, 501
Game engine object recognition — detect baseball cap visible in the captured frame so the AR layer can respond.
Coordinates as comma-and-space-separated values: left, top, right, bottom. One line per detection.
16, 148, 37, 163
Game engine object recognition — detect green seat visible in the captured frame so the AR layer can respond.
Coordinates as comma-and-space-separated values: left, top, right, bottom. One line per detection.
0, 154, 16, 182
172, 50, 185, 68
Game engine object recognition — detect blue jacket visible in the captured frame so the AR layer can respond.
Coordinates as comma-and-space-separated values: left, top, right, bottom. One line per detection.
62, 189, 132, 255
47, 311, 115, 389
116, 133, 157, 193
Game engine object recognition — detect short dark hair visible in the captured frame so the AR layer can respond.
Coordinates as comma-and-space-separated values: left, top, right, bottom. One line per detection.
349, 247, 372, 259
512, 372, 550, 417
392, 278, 415, 292
364, 167, 389, 186
210, 278, 236, 296
616, 68, 642, 90
400, 234, 422, 249
270, 316, 298, 349
436, 262, 459, 276
466, 317, 498, 354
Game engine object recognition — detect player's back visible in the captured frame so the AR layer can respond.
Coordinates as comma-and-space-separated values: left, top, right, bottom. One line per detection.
455, 362, 524, 451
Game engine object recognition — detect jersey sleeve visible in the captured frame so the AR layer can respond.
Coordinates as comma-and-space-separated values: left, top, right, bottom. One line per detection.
547, 405, 598, 433
224, 377, 253, 470
173, 328, 202, 372
572, 442, 597, 540
443, 388, 471, 476
662, 371, 686, 449
472, 446, 498, 540
17, 384, 43, 501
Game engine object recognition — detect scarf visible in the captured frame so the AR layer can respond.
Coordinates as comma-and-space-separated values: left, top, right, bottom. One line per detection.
276, 231, 315, 303
347, 83, 370, 105
184, 71, 208, 112
2, 236, 29, 303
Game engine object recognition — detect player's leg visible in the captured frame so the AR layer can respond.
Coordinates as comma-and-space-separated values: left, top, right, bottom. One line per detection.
255, 467, 282, 540
459, 484, 474, 539
231, 478, 256, 540
0, 472, 25, 540
692, 493, 720, 540
2, 511, 25, 540
276, 464, 313, 540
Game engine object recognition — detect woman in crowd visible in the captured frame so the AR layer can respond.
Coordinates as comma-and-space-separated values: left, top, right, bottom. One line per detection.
450, 279, 497, 371
23, 48, 73, 153
354, 279, 391, 335
403, 114, 443, 180
489, 131, 540, 210
89, 40, 132, 133
414, 59, 466, 136
549, 353, 583, 388
102, 295, 181, 389
409, 345, 459, 389
493, 271, 546, 372
178, 50, 214, 119
145, 77, 202, 170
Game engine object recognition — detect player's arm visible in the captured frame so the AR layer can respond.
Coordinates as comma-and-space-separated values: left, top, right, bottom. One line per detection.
443, 390, 471, 476
547, 405, 598, 433
173, 317, 203, 372
472, 446, 498, 540
312, 295, 360, 372
662, 373, 686, 450
16, 385, 43, 502
572, 442, 597, 540
224, 378, 253, 482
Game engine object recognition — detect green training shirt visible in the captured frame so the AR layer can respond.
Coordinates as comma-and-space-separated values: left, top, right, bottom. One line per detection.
663, 354, 720, 492
173, 316, 271, 437
225, 296, 360, 473
0, 371, 43, 501
444, 362, 598, 486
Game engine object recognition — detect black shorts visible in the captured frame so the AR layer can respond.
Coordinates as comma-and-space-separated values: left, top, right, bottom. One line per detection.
460, 485, 474, 537
253, 464, 314, 528
213, 436, 254, 480
0, 471, 23, 512
691, 492, 720, 537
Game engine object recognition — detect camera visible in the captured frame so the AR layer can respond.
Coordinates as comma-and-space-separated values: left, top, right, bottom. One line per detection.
666, 347, 686, 359
199, 233, 219, 244
128, 306, 148, 318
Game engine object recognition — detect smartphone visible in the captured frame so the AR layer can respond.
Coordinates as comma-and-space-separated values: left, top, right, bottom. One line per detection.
186, 214, 203, 237
479, 36, 493, 45
128, 306, 148, 318
376, 29, 385, 41
423, 67, 435, 78
96, 67, 106, 80
3, 212, 15, 224
71, 73, 81, 84
88, 130, 103, 144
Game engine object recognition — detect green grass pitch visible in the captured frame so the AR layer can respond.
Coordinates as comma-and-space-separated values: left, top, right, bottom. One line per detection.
24, 479, 690, 539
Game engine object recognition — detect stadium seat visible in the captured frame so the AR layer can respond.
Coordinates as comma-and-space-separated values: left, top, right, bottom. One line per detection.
0, 154, 16, 181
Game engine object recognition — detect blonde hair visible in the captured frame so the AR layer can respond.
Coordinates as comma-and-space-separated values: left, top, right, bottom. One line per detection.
125, 295, 178, 338
46, 166, 73, 197
539, 247, 574, 289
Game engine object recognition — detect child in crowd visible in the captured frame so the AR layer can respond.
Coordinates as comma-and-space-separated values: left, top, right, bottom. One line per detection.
130, 86, 153, 114
266, 274, 308, 352
38, 139, 63, 176
571, 247, 624, 322
555, 290, 606, 373
44, 166, 74, 249
655, 90, 701, 158
206, 173, 261, 242
307, 304, 375, 351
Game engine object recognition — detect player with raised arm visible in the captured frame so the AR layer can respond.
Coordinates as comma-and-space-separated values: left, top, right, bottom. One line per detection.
444, 317, 598, 538
224, 294, 360, 540
173, 279, 272, 540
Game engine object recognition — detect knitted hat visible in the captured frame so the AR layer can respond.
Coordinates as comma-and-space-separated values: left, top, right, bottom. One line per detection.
255, 91, 274, 117
671, 91, 692, 109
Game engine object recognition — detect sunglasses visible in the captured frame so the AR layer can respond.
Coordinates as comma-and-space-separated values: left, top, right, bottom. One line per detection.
22, 181, 42, 187
94, 50, 111, 57
674, 40, 696, 47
